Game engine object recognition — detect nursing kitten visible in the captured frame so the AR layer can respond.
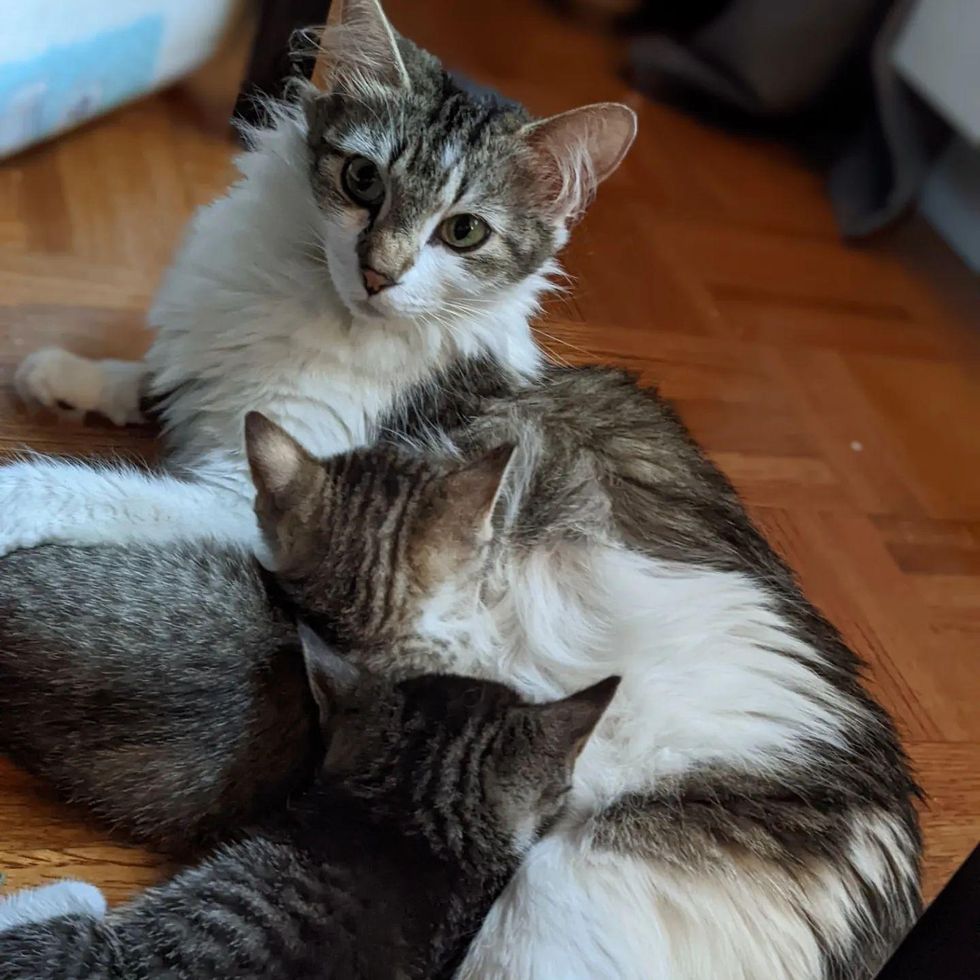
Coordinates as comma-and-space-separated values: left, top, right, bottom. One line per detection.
0, 1, 920, 977
0, 632, 619, 980
0, 424, 514, 850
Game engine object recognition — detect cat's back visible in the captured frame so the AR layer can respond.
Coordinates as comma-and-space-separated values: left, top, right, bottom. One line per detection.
0, 543, 277, 668
0, 544, 319, 849
119, 806, 454, 980
437, 364, 740, 554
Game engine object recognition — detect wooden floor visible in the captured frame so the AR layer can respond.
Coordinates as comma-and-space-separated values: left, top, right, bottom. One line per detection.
1, 0, 978, 908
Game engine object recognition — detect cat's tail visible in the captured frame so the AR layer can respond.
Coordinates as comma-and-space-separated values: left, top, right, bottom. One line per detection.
0, 881, 114, 980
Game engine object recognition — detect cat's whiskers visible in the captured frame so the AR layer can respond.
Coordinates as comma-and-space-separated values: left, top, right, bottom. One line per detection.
529, 335, 573, 368
532, 328, 595, 366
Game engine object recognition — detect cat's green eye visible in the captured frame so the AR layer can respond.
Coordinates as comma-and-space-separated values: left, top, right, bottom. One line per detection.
439, 214, 491, 252
341, 156, 384, 207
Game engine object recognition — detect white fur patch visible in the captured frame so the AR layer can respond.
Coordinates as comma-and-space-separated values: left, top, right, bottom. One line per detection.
460, 808, 912, 979
0, 456, 258, 556
0, 881, 106, 932
464, 544, 855, 805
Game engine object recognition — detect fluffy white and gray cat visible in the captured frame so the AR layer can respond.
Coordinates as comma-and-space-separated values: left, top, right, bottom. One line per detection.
0, 0, 919, 977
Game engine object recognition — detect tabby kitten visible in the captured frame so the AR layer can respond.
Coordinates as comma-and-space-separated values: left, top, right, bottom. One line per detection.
0, 422, 514, 850
0, 631, 618, 980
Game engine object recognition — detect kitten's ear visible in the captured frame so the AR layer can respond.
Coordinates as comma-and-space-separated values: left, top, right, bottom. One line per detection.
298, 622, 361, 717
442, 444, 517, 543
312, 0, 410, 93
531, 675, 620, 765
245, 412, 316, 505
521, 103, 637, 220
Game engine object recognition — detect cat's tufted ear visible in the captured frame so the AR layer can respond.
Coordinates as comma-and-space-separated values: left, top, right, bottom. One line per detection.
520, 103, 636, 221
526, 675, 620, 765
441, 444, 517, 544
245, 412, 317, 507
298, 622, 361, 718
312, 0, 410, 94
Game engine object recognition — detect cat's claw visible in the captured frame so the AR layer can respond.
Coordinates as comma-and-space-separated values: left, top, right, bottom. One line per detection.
0, 881, 107, 932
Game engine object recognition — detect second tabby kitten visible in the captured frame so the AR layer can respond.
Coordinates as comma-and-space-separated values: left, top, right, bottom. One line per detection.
0, 630, 618, 980
0, 419, 514, 849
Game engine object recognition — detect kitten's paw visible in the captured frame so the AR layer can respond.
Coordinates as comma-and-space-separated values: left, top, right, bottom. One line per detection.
0, 881, 106, 932
14, 348, 102, 421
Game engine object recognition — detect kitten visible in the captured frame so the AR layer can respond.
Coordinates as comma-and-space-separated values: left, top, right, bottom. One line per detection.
0, 1, 920, 976
0, 425, 514, 850
0, 628, 619, 980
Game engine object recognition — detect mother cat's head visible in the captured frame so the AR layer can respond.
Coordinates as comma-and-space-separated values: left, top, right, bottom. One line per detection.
294, 0, 635, 330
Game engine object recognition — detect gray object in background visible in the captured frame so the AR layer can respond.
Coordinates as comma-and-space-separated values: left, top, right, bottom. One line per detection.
919, 138, 980, 273
893, 0, 980, 271
627, 0, 954, 239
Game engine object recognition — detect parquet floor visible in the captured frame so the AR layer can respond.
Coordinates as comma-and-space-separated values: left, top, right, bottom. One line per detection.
1, 0, 978, 910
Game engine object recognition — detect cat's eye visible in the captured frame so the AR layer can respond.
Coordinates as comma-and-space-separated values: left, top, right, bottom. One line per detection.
438, 214, 491, 252
341, 156, 385, 207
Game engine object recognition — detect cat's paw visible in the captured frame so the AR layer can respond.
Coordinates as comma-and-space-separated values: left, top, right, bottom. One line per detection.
14, 348, 102, 421
0, 881, 106, 932
14, 349, 144, 426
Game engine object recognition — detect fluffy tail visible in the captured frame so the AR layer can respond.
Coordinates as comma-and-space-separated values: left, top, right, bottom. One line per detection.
460, 821, 919, 980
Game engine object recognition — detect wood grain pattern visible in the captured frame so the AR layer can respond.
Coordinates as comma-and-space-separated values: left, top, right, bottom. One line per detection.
0, 0, 977, 908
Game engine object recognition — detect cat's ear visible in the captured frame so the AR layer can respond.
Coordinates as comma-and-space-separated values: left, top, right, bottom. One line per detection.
298, 622, 361, 717
312, 0, 410, 93
245, 412, 317, 506
529, 675, 620, 765
520, 103, 636, 221
442, 444, 517, 543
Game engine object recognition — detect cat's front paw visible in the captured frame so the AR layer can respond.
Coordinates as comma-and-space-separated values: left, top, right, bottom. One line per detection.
0, 881, 106, 932
14, 347, 102, 421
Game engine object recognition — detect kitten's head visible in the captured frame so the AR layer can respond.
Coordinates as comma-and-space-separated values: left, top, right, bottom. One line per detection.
246, 413, 512, 652
299, 623, 619, 863
300, 0, 636, 329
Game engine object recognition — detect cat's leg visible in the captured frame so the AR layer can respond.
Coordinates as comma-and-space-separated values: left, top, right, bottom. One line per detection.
0, 881, 106, 933
14, 348, 148, 426
0, 458, 258, 556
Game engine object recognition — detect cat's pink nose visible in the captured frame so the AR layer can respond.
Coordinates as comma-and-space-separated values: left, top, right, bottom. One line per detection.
361, 266, 395, 296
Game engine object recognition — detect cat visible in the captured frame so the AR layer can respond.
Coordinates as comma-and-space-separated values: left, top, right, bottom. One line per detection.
0, 625, 619, 980
1, 0, 635, 557
0, 0, 920, 976
253, 396, 924, 980
0, 421, 515, 851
